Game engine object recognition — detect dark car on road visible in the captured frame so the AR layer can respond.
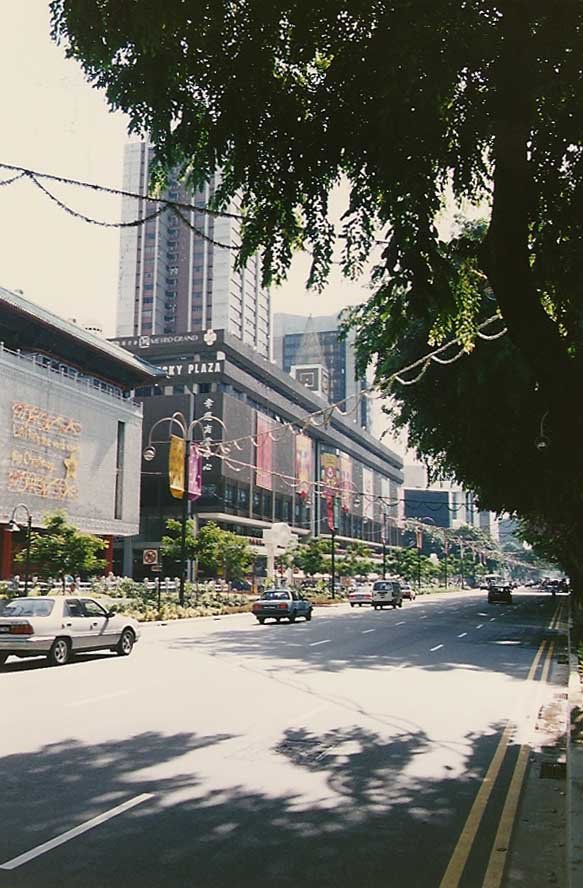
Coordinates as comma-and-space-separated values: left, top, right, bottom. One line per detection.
252, 589, 312, 624
487, 583, 513, 604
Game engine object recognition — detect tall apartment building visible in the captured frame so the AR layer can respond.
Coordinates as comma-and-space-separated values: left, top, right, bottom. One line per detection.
117, 141, 271, 356
272, 312, 371, 431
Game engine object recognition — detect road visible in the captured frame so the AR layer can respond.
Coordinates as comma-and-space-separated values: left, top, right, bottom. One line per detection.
0, 589, 563, 887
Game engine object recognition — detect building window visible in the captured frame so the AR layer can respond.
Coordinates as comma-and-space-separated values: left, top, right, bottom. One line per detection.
114, 421, 125, 520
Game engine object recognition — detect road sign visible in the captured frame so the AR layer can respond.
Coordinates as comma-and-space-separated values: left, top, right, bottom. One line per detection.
143, 549, 159, 566
150, 564, 162, 573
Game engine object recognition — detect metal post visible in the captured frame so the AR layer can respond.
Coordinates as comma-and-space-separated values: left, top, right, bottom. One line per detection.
444, 530, 448, 590
417, 543, 421, 592
23, 515, 32, 596
382, 513, 387, 579
460, 540, 465, 589
179, 440, 190, 606
330, 528, 336, 598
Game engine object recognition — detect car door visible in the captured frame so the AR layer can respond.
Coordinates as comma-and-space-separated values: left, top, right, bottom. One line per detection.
63, 598, 93, 650
79, 599, 113, 649
291, 590, 303, 616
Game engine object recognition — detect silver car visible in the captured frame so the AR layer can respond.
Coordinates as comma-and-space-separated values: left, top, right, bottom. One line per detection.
0, 596, 139, 667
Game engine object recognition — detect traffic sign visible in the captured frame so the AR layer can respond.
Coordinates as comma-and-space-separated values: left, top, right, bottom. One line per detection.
143, 549, 159, 566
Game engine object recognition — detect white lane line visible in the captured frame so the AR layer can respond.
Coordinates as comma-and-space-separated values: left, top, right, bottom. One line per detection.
420, 615, 428, 619
66, 690, 132, 708
489, 617, 496, 622
476, 624, 484, 629
309, 639, 331, 647
458, 632, 468, 638
430, 644, 444, 652
362, 629, 376, 634
396, 621, 406, 626
0, 793, 153, 870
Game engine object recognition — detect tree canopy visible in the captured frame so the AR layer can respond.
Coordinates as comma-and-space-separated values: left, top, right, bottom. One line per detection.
161, 520, 253, 580
16, 513, 107, 587
50, 1, 583, 580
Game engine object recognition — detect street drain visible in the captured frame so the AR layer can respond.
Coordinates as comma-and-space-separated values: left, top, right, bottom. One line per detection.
539, 760, 566, 780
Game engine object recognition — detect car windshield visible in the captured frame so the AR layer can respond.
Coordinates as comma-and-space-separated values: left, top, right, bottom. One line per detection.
261, 591, 290, 600
0, 599, 55, 617
373, 582, 393, 591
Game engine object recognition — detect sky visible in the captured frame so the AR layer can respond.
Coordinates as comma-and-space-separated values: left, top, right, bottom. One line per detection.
0, 1, 373, 337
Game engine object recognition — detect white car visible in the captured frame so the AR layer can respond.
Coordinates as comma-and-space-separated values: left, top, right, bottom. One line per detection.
349, 585, 373, 607
0, 596, 139, 667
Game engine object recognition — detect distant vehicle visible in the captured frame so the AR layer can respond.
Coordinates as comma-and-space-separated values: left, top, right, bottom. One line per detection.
401, 583, 416, 601
230, 579, 252, 592
371, 579, 403, 610
252, 589, 313, 624
349, 585, 373, 607
487, 583, 513, 605
0, 597, 139, 667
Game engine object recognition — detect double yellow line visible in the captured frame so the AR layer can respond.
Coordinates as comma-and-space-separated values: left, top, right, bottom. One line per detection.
439, 603, 561, 888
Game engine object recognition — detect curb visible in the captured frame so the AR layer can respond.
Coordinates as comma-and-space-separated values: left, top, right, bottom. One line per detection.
567, 609, 583, 888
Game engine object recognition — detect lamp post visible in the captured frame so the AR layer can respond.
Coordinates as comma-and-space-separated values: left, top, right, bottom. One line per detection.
382, 512, 387, 579
7, 504, 32, 596
143, 410, 225, 606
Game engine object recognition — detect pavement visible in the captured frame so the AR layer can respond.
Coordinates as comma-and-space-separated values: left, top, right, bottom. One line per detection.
0, 589, 574, 887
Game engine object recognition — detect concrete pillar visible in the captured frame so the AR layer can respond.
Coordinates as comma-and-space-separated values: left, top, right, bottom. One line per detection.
122, 537, 134, 578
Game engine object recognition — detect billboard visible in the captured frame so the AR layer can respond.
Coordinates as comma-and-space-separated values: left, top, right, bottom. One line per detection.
320, 452, 339, 498
255, 412, 274, 491
295, 434, 312, 498
340, 453, 353, 512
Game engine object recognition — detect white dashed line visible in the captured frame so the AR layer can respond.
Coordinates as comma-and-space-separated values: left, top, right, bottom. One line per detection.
430, 644, 444, 652
396, 621, 406, 626
489, 618, 496, 622
476, 624, 484, 629
309, 639, 331, 647
458, 632, 468, 638
362, 629, 375, 634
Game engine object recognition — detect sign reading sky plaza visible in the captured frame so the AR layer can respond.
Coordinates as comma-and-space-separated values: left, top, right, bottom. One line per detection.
8, 401, 81, 500
158, 359, 223, 380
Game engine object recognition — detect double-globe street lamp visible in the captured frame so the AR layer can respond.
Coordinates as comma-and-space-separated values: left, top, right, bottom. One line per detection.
7, 503, 33, 596
143, 410, 225, 605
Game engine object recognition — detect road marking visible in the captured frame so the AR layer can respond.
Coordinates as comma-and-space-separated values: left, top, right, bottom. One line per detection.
396, 621, 406, 625
482, 638, 556, 887
476, 624, 484, 629
309, 639, 331, 647
430, 644, 443, 652
439, 637, 549, 888
457, 632, 467, 638
361, 629, 375, 634
489, 618, 496, 622
0, 793, 153, 870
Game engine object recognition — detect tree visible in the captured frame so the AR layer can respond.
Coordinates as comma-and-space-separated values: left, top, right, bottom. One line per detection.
51, 3, 583, 587
15, 512, 107, 589
162, 520, 253, 580
337, 542, 375, 578
292, 538, 330, 577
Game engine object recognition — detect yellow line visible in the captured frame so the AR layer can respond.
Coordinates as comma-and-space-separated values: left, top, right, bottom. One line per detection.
438, 639, 548, 888
481, 639, 556, 887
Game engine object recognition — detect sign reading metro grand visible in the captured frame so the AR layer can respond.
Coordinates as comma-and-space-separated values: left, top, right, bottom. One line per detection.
8, 401, 81, 501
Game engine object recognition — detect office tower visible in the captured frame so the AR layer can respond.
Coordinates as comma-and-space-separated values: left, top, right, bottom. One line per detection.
117, 141, 270, 356
273, 312, 371, 431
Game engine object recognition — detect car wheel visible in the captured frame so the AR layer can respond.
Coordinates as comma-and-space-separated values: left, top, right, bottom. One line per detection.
48, 638, 71, 667
116, 628, 135, 657
257, 617, 265, 624
398, 601, 403, 608
288, 613, 296, 623
276, 618, 281, 623
350, 603, 355, 608
305, 610, 312, 622
0, 653, 8, 666
392, 602, 397, 609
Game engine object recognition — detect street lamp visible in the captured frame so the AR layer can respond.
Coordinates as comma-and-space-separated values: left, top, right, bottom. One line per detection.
143, 410, 225, 606
7, 504, 32, 596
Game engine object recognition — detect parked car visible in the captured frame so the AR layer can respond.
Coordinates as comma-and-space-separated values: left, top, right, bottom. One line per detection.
252, 589, 312, 624
230, 579, 252, 592
0, 596, 140, 667
401, 583, 416, 601
371, 579, 403, 610
349, 585, 373, 607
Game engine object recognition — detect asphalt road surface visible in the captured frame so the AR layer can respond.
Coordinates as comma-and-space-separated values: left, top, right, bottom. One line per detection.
0, 589, 563, 888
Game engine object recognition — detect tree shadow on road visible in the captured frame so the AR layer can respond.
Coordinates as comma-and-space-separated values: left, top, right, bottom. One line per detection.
0, 721, 511, 888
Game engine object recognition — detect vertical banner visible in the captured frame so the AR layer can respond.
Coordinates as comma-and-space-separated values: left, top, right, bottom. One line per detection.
188, 444, 203, 501
295, 433, 312, 497
320, 453, 339, 498
255, 413, 274, 491
340, 453, 352, 512
362, 467, 374, 519
168, 435, 185, 499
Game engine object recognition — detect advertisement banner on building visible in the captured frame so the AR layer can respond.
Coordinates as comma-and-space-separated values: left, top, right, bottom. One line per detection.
255, 413, 274, 491
362, 467, 374, 520
169, 435, 185, 499
295, 433, 312, 498
188, 444, 203, 501
339, 453, 352, 512
320, 452, 339, 498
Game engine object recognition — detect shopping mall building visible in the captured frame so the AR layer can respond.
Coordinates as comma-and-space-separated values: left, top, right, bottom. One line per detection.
113, 329, 404, 576
0, 287, 159, 578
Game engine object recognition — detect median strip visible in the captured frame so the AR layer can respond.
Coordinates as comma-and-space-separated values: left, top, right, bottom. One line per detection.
0, 793, 154, 870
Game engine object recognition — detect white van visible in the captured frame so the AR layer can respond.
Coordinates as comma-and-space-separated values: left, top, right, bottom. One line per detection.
371, 579, 403, 610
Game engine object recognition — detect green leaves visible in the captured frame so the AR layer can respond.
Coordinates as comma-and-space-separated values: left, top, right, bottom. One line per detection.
161, 520, 252, 579
14, 512, 107, 583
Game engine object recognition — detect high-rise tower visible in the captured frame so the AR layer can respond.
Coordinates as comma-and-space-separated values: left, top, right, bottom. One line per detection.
117, 141, 271, 356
